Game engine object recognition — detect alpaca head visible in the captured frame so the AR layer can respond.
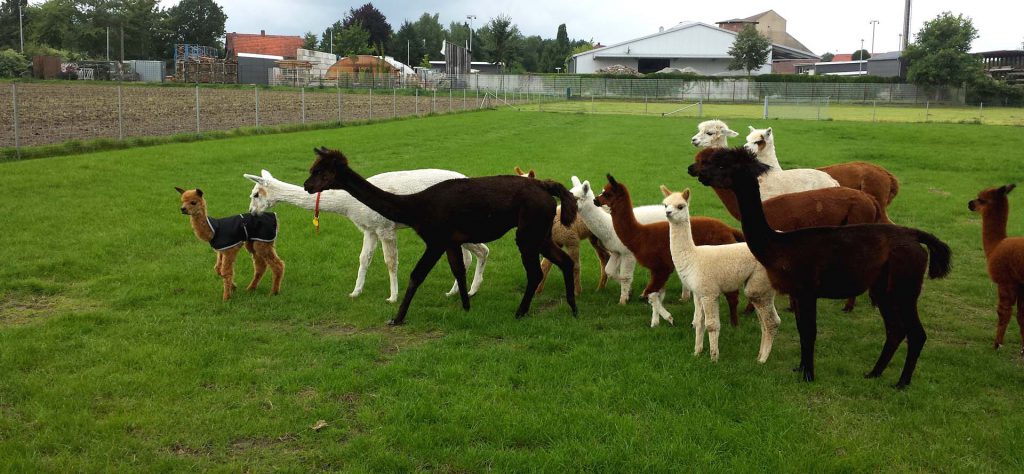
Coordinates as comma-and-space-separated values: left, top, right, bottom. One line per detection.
690, 146, 773, 189
569, 176, 596, 203
513, 166, 537, 178
969, 184, 1016, 213
594, 174, 629, 208
244, 169, 277, 215
304, 147, 350, 194
691, 119, 738, 148
176, 187, 206, 216
660, 185, 692, 223
744, 126, 774, 155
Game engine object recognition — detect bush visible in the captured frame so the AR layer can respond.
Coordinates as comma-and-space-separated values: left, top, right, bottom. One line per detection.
967, 77, 1024, 106
0, 49, 30, 78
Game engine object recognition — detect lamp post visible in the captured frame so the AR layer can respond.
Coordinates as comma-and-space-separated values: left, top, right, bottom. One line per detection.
18, 2, 24, 54
466, 15, 476, 53
859, 38, 864, 74
869, 20, 879, 55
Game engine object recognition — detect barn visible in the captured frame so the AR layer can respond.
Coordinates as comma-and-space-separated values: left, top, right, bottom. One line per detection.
569, 17, 817, 75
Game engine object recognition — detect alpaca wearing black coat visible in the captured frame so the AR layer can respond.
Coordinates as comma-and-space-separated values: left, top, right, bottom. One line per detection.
690, 147, 951, 388
303, 147, 578, 325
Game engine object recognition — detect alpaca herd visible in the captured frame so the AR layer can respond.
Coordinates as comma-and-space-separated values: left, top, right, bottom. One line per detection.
179, 117, 1024, 390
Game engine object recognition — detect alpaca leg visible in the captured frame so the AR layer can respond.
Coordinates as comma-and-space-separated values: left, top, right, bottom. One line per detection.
680, 288, 691, 303
1016, 287, 1024, 355
895, 302, 927, 389
351, 232, 378, 299
751, 296, 782, 363
445, 245, 471, 310
567, 243, 582, 296
445, 247, 471, 297
515, 247, 544, 319
656, 290, 673, 325
865, 298, 907, 379
648, 293, 662, 328
390, 246, 445, 326
644, 271, 672, 327
219, 247, 241, 301
995, 284, 1017, 349
842, 296, 857, 312
725, 291, 740, 327
700, 296, 722, 362
214, 252, 223, 277
539, 240, 578, 317
380, 232, 399, 303
263, 244, 285, 295
794, 295, 818, 382
535, 258, 553, 294
247, 250, 267, 291
619, 255, 637, 305
464, 243, 488, 296
590, 236, 611, 290
692, 298, 705, 355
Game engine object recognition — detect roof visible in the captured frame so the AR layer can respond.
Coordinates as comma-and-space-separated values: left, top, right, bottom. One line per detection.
226, 32, 304, 58
830, 54, 853, 62
867, 51, 902, 61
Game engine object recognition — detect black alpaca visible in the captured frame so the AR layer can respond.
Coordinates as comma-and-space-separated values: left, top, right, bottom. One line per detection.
690, 147, 951, 388
303, 147, 578, 325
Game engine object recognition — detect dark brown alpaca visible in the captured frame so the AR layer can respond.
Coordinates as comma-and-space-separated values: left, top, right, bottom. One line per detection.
692, 147, 951, 388
690, 148, 890, 312
594, 175, 745, 328
303, 147, 578, 325
176, 187, 285, 301
969, 184, 1024, 354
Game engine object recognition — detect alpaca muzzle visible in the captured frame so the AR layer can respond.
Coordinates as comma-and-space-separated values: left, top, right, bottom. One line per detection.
968, 200, 976, 211
180, 207, 188, 215
687, 163, 699, 177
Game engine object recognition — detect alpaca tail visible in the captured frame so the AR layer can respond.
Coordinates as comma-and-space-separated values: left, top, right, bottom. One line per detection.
886, 171, 900, 206
915, 230, 952, 279
538, 180, 578, 227
730, 227, 745, 242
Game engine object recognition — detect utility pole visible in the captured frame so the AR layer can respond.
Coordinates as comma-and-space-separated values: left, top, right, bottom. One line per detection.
466, 14, 476, 58
18, 2, 24, 54
859, 39, 864, 74
107, 27, 110, 61
329, 28, 333, 56
869, 20, 879, 54
902, 0, 912, 51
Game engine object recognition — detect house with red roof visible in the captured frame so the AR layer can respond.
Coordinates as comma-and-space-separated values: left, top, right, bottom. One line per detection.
226, 31, 304, 59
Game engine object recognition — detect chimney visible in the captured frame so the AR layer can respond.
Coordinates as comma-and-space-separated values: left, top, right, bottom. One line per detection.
659, 26, 664, 33
261, 30, 266, 36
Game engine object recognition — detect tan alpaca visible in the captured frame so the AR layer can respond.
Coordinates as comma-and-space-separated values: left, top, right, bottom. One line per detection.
177, 187, 285, 300
969, 184, 1024, 353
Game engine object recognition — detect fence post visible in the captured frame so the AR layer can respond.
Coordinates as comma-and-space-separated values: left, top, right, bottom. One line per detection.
763, 96, 768, 119
195, 84, 200, 134
369, 88, 373, 121
925, 101, 930, 122
872, 100, 877, 123
979, 102, 984, 121
644, 95, 648, 114
301, 87, 306, 124
463, 89, 467, 110
255, 86, 260, 128
415, 89, 419, 115
475, 88, 479, 109
393, 88, 397, 118
11, 83, 19, 159
698, 100, 703, 118
337, 86, 343, 124
449, 88, 452, 113
432, 89, 436, 113
117, 84, 124, 140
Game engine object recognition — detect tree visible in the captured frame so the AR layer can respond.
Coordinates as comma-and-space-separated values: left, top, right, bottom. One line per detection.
904, 11, 982, 88
851, 49, 871, 60
326, 22, 371, 57
478, 14, 522, 71
727, 24, 771, 75
0, 0, 29, 51
302, 31, 318, 51
820, 52, 834, 62
342, 3, 391, 50
0, 48, 28, 77
165, 0, 226, 52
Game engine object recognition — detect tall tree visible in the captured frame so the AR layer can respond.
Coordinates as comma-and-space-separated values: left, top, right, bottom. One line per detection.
518, 35, 544, 72
851, 49, 871, 60
342, 3, 391, 49
389, 20, 422, 66
302, 31, 318, 51
904, 11, 982, 88
165, 0, 227, 51
820, 52, 834, 62
323, 21, 371, 57
478, 14, 521, 71
727, 24, 771, 75
0, 0, 29, 51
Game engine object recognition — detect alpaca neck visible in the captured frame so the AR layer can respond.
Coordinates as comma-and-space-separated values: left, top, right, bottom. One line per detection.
981, 203, 1009, 257
332, 167, 413, 224
272, 180, 359, 217
607, 192, 644, 248
668, 215, 698, 271
189, 209, 214, 242
756, 146, 783, 171
730, 174, 778, 259
712, 186, 741, 219
580, 200, 613, 235
710, 137, 729, 148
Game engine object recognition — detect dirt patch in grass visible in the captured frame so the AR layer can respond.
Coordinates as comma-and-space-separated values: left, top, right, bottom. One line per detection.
0, 293, 62, 327
312, 322, 445, 362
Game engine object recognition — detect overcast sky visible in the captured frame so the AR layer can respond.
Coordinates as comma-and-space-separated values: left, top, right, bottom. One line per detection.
163, 0, 1020, 55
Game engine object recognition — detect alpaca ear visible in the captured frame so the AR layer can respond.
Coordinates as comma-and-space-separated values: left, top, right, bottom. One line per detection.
766, 127, 773, 137
528, 170, 536, 178
682, 188, 691, 201
243, 174, 263, 184
659, 185, 672, 197
514, 166, 525, 175
724, 128, 739, 137
582, 181, 590, 195
195, 188, 204, 197
748, 125, 755, 132
174, 186, 186, 195
606, 174, 618, 187
1002, 183, 1017, 195
261, 169, 273, 179
571, 176, 582, 188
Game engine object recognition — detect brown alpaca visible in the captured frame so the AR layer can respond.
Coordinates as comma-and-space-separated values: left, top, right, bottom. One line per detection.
691, 148, 889, 311
514, 166, 611, 295
693, 147, 951, 388
969, 184, 1024, 354
176, 187, 285, 301
595, 175, 745, 327
819, 161, 900, 210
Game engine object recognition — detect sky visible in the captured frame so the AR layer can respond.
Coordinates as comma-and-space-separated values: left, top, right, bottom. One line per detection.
162, 0, 1020, 55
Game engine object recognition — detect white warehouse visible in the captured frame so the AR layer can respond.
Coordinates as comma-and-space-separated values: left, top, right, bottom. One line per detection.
569, 20, 817, 75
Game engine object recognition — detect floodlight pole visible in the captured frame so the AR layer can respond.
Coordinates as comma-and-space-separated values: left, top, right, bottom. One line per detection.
869, 20, 879, 55
18, 3, 24, 54
467, 14, 476, 65
859, 39, 864, 73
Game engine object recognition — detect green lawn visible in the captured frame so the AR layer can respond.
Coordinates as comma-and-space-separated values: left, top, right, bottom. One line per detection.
2, 110, 1024, 471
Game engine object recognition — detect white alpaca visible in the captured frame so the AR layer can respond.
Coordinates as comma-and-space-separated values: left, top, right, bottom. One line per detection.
744, 126, 840, 201
569, 176, 670, 305
691, 119, 739, 148
662, 186, 781, 363
245, 169, 488, 303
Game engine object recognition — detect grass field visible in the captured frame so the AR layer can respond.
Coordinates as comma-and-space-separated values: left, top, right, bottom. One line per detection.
2, 110, 1024, 471
524, 99, 1024, 126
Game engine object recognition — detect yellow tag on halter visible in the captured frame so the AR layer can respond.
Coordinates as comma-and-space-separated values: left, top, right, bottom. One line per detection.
313, 216, 320, 233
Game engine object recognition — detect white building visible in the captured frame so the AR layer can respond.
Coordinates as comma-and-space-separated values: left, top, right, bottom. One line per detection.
569, 21, 817, 75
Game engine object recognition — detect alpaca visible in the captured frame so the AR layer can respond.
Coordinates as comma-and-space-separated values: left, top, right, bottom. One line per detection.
743, 126, 840, 201
692, 147, 951, 388
245, 169, 488, 303
303, 147, 578, 325
662, 186, 780, 362
969, 184, 1024, 354
594, 175, 745, 328
176, 187, 285, 301
691, 119, 739, 148
818, 161, 900, 211
689, 147, 890, 312
513, 167, 611, 295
